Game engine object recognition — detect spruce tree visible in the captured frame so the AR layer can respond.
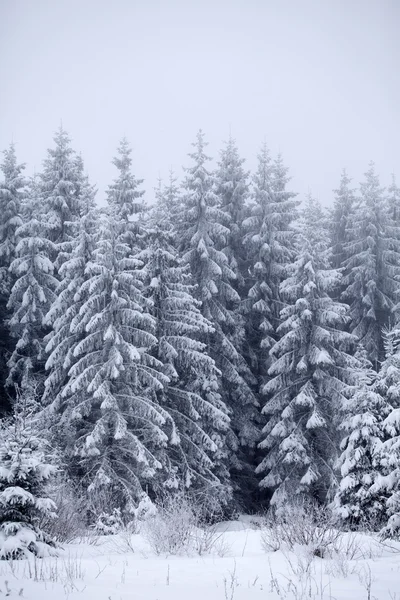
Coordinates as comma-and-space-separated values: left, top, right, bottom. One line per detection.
137, 226, 232, 502
0, 395, 57, 559
40, 127, 82, 274
7, 177, 57, 391
243, 145, 298, 373
334, 348, 390, 529
342, 163, 400, 367
257, 195, 356, 507
179, 131, 259, 503
42, 172, 98, 414
0, 145, 25, 413
107, 138, 145, 251
59, 209, 169, 512
370, 327, 400, 538
330, 169, 356, 272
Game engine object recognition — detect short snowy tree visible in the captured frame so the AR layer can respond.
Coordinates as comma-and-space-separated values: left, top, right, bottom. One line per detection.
334, 348, 391, 529
370, 327, 400, 538
0, 398, 57, 559
7, 177, 57, 390
257, 195, 356, 507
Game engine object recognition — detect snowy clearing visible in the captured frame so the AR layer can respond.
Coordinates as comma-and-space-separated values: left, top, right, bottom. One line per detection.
1, 517, 400, 600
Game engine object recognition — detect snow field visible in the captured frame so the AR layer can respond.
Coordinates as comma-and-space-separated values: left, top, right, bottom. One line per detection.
0, 519, 400, 600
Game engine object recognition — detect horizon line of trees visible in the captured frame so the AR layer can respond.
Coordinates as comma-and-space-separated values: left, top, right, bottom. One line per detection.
0, 126, 400, 558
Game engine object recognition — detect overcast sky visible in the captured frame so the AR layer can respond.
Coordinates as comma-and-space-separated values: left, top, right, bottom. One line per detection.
0, 0, 399, 205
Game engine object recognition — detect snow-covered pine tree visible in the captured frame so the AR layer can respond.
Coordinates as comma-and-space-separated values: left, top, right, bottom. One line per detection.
0, 394, 57, 559
370, 326, 400, 538
330, 169, 356, 272
257, 195, 356, 507
243, 145, 298, 373
7, 176, 57, 391
152, 170, 182, 236
215, 136, 250, 290
59, 208, 170, 513
334, 347, 391, 529
137, 225, 232, 503
0, 145, 25, 413
179, 130, 260, 504
107, 138, 145, 252
342, 163, 400, 367
40, 127, 82, 274
42, 171, 98, 417
387, 174, 400, 225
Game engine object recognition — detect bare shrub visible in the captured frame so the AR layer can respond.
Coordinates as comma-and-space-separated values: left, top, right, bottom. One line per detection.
38, 478, 88, 543
261, 499, 340, 558
142, 494, 197, 555
192, 523, 231, 557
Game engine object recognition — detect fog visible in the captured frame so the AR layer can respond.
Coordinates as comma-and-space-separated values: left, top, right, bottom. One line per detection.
1, 0, 398, 204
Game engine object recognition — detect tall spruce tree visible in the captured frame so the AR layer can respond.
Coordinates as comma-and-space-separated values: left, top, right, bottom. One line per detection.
40, 127, 82, 275
7, 177, 57, 391
342, 163, 400, 367
179, 130, 260, 503
42, 172, 98, 415
330, 169, 356, 272
243, 145, 298, 375
257, 195, 356, 507
0, 145, 25, 412
107, 138, 145, 252
58, 207, 170, 512
137, 226, 232, 503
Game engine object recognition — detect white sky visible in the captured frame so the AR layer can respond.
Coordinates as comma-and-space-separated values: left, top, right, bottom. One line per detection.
0, 0, 399, 205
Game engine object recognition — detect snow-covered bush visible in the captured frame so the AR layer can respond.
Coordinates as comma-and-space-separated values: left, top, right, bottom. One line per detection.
0, 417, 58, 559
261, 499, 340, 557
142, 494, 197, 555
93, 508, 124, 535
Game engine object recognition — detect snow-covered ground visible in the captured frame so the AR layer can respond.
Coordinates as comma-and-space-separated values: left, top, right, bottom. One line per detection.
1, 516, 400, 599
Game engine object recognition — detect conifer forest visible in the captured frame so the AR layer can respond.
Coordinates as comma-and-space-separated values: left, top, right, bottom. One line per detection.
1, 126, 400, 560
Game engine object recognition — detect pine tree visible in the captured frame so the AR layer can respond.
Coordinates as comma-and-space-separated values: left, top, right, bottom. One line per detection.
0, 395, 57, 559
7, 177, 57, 391
0, 145, 25, 413
330, 169, 356, 271
40, 127, 82, 274
243, 145, 298, 372
370, 327, 400, 538
137, 226, 232, 502
215, 136, 249, 289
342, 163, 400, 367
257, 195, 356, 507
152, 170, 182, 235
179, 131, 259, 503
387, 174, 400, 224
334, 348, 390, 529
59, 209, 169, 512
107, 138, 145, 251
42, 172, 98, 414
